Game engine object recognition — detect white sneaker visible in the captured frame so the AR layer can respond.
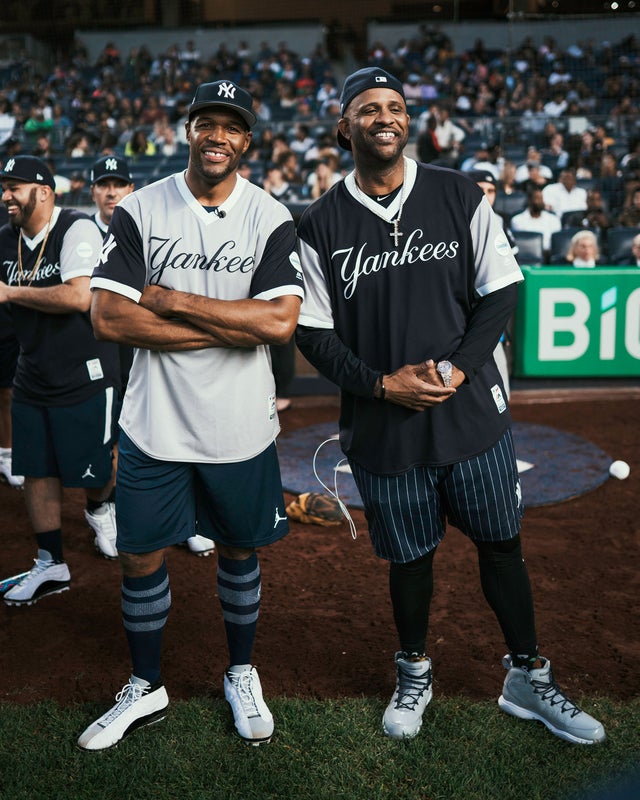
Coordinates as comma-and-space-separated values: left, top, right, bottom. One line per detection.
224, 665, 274, 745
85, 502, 118, 560
382, 652, 433, 740
78, 675, 169, 751
4, 550, 70, 606
184, 534, 215, 557
0, 448, 24, 488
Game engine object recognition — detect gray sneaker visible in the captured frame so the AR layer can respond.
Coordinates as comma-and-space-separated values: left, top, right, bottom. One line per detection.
224, 665, 274, 745
498, 655, 606, 744
4, 551, 70, 606
382, 652, 433, 740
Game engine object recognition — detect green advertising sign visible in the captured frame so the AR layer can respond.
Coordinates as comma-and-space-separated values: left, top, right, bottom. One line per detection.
514, 266, 640, 377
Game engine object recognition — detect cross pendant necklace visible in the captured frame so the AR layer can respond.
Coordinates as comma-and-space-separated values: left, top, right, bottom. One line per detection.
354, 157, 407, 248
390, 218, 403, 247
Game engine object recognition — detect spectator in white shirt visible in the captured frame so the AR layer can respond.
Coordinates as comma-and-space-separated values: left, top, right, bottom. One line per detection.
542, 168, 587, 218
431, 106, 466, 166
514, 148, 554, 185
543, 91, 568, 117
511, 187, 562, 259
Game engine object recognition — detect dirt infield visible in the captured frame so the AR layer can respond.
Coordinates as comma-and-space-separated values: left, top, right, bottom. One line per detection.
1, 391, 638, 706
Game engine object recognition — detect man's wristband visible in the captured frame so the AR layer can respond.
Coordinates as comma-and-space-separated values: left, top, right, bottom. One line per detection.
374, 374, 386, 400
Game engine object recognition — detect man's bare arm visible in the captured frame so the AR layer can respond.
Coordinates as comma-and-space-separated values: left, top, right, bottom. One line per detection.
0, 276, 92, 314
91, 288, 226, 351
139, 285, 301, 347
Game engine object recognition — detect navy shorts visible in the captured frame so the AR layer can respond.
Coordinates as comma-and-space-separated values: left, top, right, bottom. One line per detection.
0, 336, 19, 388
115, 432, 290, 554
12, 387, 117, 487
349, 428, 523, 564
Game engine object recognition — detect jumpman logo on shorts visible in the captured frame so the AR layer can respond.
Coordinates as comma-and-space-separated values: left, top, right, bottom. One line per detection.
274, 508, 287, 528
82, 464, 96, 479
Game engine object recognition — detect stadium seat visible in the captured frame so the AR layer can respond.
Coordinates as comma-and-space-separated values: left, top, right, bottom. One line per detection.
605, 226, 640, 265
285, 200, 313, 225
494, 190, 527, 220
512, 231, 544, 265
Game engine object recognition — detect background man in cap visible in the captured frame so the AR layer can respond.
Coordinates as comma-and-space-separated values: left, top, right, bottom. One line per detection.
295, 67, 604, 746
78, 79, 303, 751
89, 155, 134, 237
0, 155, 121, 604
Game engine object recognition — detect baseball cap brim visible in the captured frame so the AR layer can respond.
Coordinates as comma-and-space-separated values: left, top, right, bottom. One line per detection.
188, 100, 256, 128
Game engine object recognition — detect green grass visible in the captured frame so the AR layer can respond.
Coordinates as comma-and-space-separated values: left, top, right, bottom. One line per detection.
1, 696, 638, 800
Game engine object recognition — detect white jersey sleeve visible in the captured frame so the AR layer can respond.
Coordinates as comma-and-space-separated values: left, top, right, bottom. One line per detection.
60, 216, 105, 282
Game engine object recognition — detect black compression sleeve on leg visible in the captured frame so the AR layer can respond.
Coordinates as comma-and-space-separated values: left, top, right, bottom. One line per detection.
475, 535, 538, 661
389, 550, 436, 656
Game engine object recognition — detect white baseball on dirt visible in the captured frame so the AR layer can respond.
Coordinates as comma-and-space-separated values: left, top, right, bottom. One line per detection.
609, 460, 630, 480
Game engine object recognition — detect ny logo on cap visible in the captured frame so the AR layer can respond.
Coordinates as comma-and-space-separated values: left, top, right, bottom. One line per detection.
5, 158, 15, 172
218, 82, 236, 99
375, 76, 388, 83
105, 158, 119, 171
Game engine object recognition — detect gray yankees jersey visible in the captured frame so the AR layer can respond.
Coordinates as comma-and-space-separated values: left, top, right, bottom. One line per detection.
91, 172, 304, 462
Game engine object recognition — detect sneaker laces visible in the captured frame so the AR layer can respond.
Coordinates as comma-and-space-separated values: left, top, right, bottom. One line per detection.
229, 671, 261, 718
20, 558, 55, 585
530, 673, 583, 718
101, 682, 147, 726
394, 665, 432, 711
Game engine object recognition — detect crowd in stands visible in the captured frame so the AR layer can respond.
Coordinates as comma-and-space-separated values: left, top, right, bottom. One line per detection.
1, 24, 639, 262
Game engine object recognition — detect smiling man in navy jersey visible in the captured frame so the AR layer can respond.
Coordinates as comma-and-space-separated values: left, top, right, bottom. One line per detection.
78, 79, 303, 750
295, 67, 605, 746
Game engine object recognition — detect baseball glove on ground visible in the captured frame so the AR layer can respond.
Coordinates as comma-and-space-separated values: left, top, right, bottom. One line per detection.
285, 492, 343, 526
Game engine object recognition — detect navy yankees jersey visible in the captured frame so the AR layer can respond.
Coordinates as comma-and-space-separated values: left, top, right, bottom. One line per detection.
91, 172, 304, 463
297, 157, 524, 473
0, 208, 119, 406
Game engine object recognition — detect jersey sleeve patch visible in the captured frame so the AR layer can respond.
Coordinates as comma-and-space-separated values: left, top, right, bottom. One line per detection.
91, 205, 147, 295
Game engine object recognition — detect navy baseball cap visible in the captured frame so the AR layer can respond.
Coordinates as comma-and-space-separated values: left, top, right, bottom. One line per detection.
337, 67, 405, 151
188, 80, 256, 128
467, 169, 497, 186
90, 155, 132, 185
0, 155, 55, 190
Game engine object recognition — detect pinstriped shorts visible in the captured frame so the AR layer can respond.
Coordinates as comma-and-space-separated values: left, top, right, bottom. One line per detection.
349, 428, 523, 564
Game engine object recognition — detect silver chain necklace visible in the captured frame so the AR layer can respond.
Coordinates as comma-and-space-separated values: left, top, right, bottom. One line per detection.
354, 157, 407, 248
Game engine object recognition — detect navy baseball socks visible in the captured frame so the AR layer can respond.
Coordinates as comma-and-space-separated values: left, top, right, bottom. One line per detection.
78, 564, 171, 750
218, 553, 273, 745
499, 654, 606, 744
383, 652, 433, 740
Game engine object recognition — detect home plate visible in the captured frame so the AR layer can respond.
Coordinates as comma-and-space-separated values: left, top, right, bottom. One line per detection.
278, 421, 612, 508
336, 463, 353, 474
